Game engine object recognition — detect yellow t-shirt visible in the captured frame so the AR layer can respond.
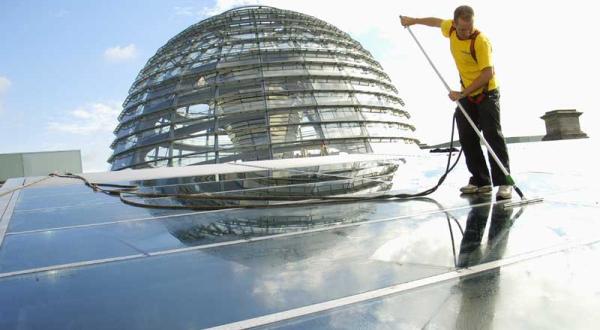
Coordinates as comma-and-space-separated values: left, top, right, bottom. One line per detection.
441, 19, 498, 96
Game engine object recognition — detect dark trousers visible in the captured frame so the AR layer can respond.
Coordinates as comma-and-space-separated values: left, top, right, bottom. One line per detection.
455, 89, 510, 186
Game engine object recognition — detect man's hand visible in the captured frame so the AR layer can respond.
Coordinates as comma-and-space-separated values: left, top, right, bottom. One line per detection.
400, 16, 416, 27
448, 91, 463, 101
399, 16, 442, 27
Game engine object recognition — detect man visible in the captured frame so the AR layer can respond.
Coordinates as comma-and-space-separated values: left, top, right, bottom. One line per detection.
401, 6, 512, 199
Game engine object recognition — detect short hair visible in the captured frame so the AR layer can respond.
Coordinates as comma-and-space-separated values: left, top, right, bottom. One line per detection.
454, 5, 474, 22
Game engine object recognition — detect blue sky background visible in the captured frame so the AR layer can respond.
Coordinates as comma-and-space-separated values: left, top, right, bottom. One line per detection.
0, 0, 224, 171
1, 0, 597, 172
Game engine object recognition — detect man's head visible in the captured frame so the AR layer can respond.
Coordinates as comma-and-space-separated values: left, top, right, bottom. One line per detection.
453, 5, 475, 39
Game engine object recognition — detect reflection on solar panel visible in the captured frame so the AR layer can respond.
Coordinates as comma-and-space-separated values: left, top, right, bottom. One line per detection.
121, 158, 399, 210
1, 139, 600, 329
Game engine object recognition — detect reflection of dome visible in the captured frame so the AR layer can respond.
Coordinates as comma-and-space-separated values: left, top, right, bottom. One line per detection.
164, 199, 374, 250
109, 5, 417, 170
125, 158, 398, 209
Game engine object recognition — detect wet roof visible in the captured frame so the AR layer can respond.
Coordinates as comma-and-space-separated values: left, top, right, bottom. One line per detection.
0, 138, 599, 329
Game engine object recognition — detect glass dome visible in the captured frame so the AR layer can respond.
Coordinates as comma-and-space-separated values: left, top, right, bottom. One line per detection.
108, 5, 417, 170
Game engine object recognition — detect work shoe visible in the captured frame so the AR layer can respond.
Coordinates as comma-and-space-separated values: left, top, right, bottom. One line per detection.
496, 185, 513, 200
460, 184, 492, 194
476, 185, 493, 195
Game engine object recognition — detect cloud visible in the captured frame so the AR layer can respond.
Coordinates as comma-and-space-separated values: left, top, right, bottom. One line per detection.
174, 6, 203, 17
48, 102, 120, 135
0, 76, 11, 93
0, 76, 11, 112
104, 44, 138, 62
200, 0, 260, 16
173, 0, 260, 18
174, 6, 194, 16
193, 0, 393, 35
46, 102, 121, 172
53, 9, 70, 18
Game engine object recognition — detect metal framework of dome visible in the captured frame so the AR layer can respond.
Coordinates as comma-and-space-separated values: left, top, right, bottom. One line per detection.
108, 5, 417, 170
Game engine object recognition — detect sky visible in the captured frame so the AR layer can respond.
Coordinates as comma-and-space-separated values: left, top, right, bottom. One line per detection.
0, 0, 597, 172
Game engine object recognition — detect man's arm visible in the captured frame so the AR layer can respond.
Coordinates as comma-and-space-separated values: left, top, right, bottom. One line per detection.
462, 67, 494, 96
448, 67, 494, 101
400, 16, 443, 27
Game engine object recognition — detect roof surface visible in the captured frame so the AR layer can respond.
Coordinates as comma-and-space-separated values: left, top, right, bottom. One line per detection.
0, 138, 598, 329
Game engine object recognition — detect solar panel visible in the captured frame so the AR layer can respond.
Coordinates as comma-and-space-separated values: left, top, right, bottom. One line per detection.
1, 139, 599, 329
